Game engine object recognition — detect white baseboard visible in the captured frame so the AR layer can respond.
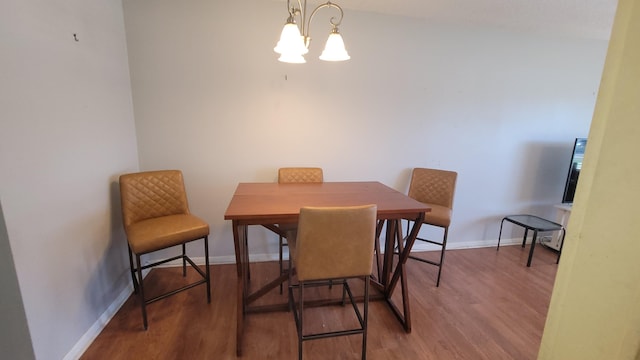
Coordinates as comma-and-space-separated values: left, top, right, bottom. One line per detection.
154, 237, 525, 266
412, 237, 521, 252
209, 237, 524, 264
64, 269, 152, 360
63, 283, 133, 360
68, 237, 522, 359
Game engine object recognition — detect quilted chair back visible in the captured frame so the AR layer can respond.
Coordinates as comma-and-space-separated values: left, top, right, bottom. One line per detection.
408, 168, 457, 209
120, 170, 190, 229
293, 204, 377, 281
278, 167, 324, 183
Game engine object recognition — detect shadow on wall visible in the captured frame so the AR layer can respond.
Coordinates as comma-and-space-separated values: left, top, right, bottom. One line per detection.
0, 200, 36, 359
82, 181, 132, 321
516, 141, 573, 210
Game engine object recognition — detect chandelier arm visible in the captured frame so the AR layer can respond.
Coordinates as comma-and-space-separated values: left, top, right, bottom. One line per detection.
306, 2, 343, 38
299, 0, 307, 39
287, 0, 306, 36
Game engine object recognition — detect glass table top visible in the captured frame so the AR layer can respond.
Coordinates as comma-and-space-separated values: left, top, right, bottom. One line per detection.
502, 215, 563, 231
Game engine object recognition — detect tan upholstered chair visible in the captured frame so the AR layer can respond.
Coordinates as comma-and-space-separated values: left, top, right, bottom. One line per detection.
278, 167, 324, 184
287, 204, 377, 360
406, 168, 457, 287
277, 167, 323, 293
119, 170, 210, 329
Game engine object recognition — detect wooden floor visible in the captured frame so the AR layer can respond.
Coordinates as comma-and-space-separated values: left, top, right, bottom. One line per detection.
81, 245, 559, 360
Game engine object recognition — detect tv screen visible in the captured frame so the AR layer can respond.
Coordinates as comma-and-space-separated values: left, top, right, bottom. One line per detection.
562, 138, 587, 204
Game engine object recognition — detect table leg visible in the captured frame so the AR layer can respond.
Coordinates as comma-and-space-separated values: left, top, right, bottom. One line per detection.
386, 220, 404, 295
382, 213, 424, 332
396, 223, 411, 332
526, 229, 537, 267
522, 228, 529, 248
233, 221, 248, 356
374, 220, 384, 282
382, 220, 396, 287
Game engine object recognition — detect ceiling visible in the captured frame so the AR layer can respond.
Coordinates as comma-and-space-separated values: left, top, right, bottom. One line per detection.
276, 0, 618, 40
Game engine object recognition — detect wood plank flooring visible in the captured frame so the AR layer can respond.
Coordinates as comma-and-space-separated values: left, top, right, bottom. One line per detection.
80, 245, 558, 359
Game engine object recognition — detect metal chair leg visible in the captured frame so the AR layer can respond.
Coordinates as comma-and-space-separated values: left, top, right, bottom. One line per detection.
341, 279, 347, 305
435, 228, 448, 287
204, 236, 211, 302
128, 246, 138, 294
362, 276, 369, 360
405, 220, 448, 287
135, 254, 148, 330
182, 243, 187, 276
298, 283, 304, 360
497, 218, 505, 250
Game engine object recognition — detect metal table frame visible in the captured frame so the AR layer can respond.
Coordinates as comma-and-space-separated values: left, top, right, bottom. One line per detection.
497, 214, 566, 267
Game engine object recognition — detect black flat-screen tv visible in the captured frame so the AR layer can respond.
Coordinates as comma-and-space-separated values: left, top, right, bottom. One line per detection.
562, 138, 588, 204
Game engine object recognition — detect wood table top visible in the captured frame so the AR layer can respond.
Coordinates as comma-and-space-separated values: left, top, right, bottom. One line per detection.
224, 181, 430, 224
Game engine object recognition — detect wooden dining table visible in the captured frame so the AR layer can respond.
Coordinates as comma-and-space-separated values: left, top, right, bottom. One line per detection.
224, 181, 430, 356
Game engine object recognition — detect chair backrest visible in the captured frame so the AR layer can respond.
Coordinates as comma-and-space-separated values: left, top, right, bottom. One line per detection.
294, 204, 377, 281
278, 167, 324, 183
119, 170, 190, 229
408, 168, 458, 209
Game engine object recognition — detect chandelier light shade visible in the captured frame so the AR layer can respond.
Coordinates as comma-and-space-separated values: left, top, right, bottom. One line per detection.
278, 52, 307, 64
319, 28, 350, 61
273, 19, 308, 57
274, 0, 350, 64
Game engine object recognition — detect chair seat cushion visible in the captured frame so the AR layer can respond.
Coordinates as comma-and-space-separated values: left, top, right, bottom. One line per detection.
126, 214, 209, 254
423, 203, 452, 228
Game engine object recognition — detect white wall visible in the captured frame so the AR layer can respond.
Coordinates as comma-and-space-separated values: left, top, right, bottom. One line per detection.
0, 0, 138, 359
123, 0, 608, 260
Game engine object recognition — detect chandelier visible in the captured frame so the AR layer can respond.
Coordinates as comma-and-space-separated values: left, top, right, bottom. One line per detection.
274, 0, 350, 64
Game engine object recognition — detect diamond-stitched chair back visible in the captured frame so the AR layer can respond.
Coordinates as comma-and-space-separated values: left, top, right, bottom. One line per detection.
408, 168, 457, 209
120, 170, 190, 229
278, 167, 324, 184
291, 204, 377, 281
